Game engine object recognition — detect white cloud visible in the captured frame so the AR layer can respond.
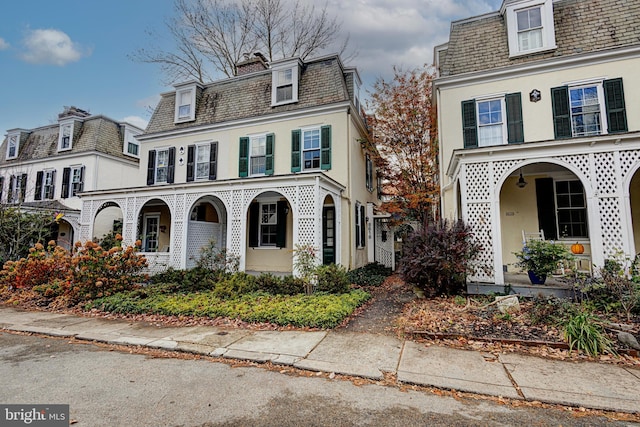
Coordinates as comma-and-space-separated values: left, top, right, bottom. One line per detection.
122, 115, 149, 130
324, 0, 501, 84
0, 38, 9, 50
20, 29, 88, 66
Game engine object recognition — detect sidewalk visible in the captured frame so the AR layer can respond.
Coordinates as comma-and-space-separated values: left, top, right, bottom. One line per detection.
1, 306, 639, 414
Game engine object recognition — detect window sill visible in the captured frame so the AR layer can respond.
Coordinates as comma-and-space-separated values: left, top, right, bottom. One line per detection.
271, 99, 298, 107
508, 45, 556, 59
251, 246, 282, 250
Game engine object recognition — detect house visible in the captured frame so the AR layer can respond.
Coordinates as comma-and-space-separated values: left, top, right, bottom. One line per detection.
77, 54, 382, 275
0, 106, 143, 250
434, 0, 640, 285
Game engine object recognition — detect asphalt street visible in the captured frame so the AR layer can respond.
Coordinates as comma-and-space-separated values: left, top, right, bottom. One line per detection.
0, 332, 636, 427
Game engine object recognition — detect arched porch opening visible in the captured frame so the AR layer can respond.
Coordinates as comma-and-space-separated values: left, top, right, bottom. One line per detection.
629, 170, 640, 256
185, 196, 228, 268
92, 202, 123, 245
245, 191, 292, 274
499, 162, 591, 277
138, 199, 172, 253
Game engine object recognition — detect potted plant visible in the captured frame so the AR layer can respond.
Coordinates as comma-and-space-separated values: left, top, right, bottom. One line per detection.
514, 239, 573, 284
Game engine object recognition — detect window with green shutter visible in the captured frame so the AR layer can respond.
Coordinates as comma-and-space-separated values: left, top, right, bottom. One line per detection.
291, 130, 301, 172
461, 100, 477, 148
604, 78, 627, 133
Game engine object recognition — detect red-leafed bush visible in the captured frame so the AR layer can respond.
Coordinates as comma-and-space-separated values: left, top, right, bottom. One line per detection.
399, 220, 481, 296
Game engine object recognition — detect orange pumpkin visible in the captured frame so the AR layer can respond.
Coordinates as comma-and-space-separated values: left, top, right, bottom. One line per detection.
571, 242, 585, 254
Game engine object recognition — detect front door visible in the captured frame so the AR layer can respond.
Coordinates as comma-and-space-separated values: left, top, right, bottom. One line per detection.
143, 214, 160, 252
322, 206, 335, 264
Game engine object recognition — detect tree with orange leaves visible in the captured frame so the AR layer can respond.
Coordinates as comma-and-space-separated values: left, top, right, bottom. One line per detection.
367, 65, 439, 227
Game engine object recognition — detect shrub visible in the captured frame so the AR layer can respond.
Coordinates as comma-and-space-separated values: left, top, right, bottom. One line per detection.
196, 239, 240, 275
528, 295, 575, 326
0, 240, 147, 306
562, 309, 615, 356
399, 220, 481, 296
514, 239, 573, 276
315, 264, 350, 294
254, 273, 305, 295
348, 262, 392, 287
293, 244, 318, 295
210, 273, 258, 299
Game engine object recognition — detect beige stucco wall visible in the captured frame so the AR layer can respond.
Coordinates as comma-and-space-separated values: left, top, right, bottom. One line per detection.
244, 200, 294, 272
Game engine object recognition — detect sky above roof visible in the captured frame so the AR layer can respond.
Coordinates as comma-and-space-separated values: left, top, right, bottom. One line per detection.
0, 0, 501, 136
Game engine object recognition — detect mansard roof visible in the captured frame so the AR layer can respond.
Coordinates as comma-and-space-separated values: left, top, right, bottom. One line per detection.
145, 54, 354, 135
0, 114, 142, 163
438, 0, 640, 77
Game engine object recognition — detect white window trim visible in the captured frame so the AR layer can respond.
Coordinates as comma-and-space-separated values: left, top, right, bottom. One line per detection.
58, 122, 74, 152
476, 97, 508, 147
155, 147, 170, 184
568, 81, 608, 137
142, 213, 161, 252
194, 142, 211, 180
248, 134, 267, 177
271, 60, 300, 106
70, 165, 84, 197
124, 127, 141, 158
504, 0, 556, 57
6, 133, 19, 159
259, 199, 279, 247
301, 126, 321, 171
173, 83, 199, 123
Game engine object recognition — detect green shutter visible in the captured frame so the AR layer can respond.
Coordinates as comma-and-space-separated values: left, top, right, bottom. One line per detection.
239, 137, 249, 177
320, 125, 331, 170
461, 100, 477, 148
604, 78, 627, 133
551, 86, 571, 139
265, 133, 275, 176
291, 130, 301, 172
505, 92, 524, 143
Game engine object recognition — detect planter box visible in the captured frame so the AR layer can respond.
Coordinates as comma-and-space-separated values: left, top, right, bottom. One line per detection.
466, 282, 575, 299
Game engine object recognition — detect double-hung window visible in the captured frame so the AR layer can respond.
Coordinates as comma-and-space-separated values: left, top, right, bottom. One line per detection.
260, 203, 278, 246
62, 166, 83, 198
147, 148, 175, 185
7, 134, 18, 159
8, 174, 27, 203
251, 135, 267, 175
477, 99, 505, 147
59, 124, 72, 151
35, 170, 56, 200
355, 202, 366, 248
271, 60, 300, 106
504, 0, 556, 57
552, 78, 627, 138
516, 6, 543, 51
555, 180, 587, 238
276, 69, 293, 103
156, 149, 169, 183
462, 93, 523, 148
303, 128, 321, 170
187, 142, 217, 182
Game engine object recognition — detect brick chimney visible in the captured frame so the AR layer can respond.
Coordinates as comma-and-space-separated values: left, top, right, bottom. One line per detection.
236, 52, 268, 76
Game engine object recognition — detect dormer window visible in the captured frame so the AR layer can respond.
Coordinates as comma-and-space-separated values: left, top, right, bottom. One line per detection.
503, 0, 556, 57
123, 126, 141, 157
271, 59, 300, 106
6, 134, 18, 159
58, 123, 73, 151
173, 83, 199, 123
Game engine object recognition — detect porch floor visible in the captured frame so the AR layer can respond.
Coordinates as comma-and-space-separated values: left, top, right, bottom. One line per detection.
503, 273, 568, 286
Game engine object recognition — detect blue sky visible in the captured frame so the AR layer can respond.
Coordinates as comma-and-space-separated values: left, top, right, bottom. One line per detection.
0, 0, 501, 135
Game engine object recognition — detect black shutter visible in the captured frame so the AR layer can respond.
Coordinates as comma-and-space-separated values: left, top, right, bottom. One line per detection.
78, 166, 85, 193
61, 168, 70, 198
167, 147, 176, 183
48, 170, 56, 199
320, 125, 331, 170
239, 137, 249, 177
147, 150, 156, 185
604, 78, 627, 133
355, 205, 360, 248
265, 134, 274, 176
8, 175, 14, 203
551, 86, 571, 139
19, 174, 27, 202
0, 177, 4, 202
186, 145, 195, 182
249, 202, 259, 247
34, 171, 43, 201
505, 92, 524, 143
360, 204, 366, 248
461, 100, 477, 148
535, 178, 558, 240
209, 142, 217, 180
291, 130, 301, 172
276, 200, 287, 248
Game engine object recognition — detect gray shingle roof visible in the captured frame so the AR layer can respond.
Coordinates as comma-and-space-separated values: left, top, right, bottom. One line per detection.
0, 116, 139, 163
439, 0, 640, 77
145, 55, 351, 135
